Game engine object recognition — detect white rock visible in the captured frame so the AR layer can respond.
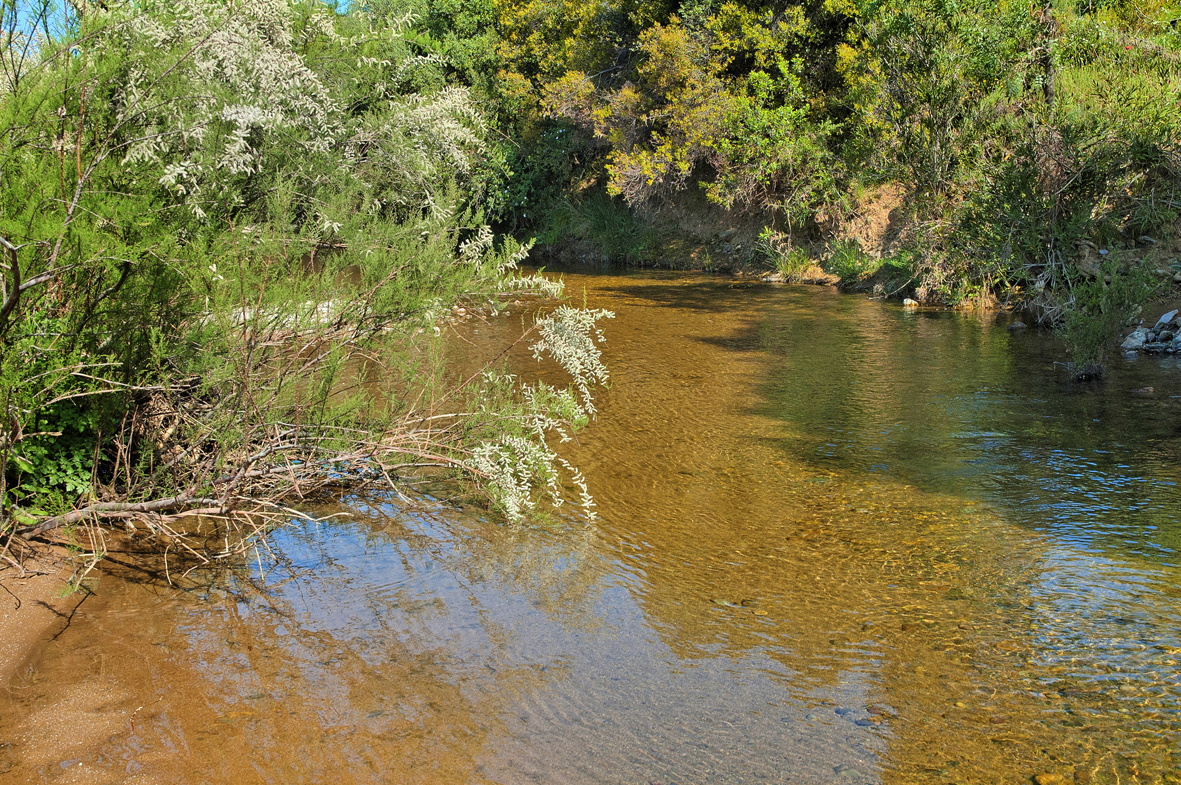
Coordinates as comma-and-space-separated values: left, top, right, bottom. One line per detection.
902, 298, 920, 308
1154, 310, 1178, 328
1121, 328, 1149, 351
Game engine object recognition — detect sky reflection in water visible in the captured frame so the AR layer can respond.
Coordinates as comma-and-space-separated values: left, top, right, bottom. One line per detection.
6, 269, 1181, 784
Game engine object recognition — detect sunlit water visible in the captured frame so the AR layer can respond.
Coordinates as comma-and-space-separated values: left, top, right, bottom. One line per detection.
5, 269, 1181, 784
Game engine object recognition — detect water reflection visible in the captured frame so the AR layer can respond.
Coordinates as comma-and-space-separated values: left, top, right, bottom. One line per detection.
4, 269, 1181, 784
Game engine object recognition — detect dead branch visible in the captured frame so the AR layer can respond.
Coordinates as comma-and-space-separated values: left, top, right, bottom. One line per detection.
18, 496, 223, 538
0, 235, 20, 332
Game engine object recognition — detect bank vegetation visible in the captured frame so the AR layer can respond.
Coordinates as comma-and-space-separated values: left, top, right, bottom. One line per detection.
4, 0, 1181, 564
0, 0, 611, 573
395, 0, 1181, 374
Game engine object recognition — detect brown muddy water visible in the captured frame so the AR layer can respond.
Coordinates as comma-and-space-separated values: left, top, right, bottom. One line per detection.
4, 269, 1181, 784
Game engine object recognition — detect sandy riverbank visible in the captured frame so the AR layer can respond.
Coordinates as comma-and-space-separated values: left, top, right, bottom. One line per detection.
0, 552, 88, 688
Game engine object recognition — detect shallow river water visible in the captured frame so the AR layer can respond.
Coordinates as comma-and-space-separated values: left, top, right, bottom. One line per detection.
5, 269, 1181, 784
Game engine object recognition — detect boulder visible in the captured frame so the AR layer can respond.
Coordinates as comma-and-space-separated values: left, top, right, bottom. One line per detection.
1121, 328, 1148, 351
902, 298, 919, 308
1154, 310, 1178, 328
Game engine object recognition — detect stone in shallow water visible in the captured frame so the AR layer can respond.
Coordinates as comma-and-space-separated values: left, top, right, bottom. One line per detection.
1121, 328, 1148, 350
1034, 773, 1065, 785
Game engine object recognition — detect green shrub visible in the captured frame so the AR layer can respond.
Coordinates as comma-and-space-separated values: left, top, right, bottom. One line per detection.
1059, 256, 1161, 379
0, 0, 609, 537
539, 190, 655, 263
755, 227, 813, 278
874, 251, 919, 295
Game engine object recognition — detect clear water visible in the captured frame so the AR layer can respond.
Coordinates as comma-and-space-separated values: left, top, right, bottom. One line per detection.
4, 269, 1181, 784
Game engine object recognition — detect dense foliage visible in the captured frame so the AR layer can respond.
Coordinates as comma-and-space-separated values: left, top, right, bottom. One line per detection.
390, 0, 1180, 370
0, 0, 610, 547
3, 0, 1180, 541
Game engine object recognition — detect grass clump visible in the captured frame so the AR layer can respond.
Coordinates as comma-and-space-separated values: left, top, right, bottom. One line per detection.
755, 228, 806, 276
824, 239, 881, 281
539, 190, 657, 264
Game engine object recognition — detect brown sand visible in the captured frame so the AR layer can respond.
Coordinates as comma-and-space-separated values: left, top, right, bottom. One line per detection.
0, 553, 87, 689
1, 550, 154, 784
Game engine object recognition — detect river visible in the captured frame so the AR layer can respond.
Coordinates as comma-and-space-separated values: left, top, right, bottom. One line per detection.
3, 269, 1180, 784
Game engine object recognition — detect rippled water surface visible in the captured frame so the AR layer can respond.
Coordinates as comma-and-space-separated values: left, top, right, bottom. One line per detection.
5, 269, 1181, 784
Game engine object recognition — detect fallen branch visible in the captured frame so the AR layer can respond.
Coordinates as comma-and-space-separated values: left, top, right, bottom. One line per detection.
18, 495, 222, 538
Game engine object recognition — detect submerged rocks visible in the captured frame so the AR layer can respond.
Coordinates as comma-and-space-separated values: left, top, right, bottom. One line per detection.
1033, 773, 1065, 785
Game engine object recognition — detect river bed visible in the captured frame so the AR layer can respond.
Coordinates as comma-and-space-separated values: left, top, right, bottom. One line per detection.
3, 269, 1181, 784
